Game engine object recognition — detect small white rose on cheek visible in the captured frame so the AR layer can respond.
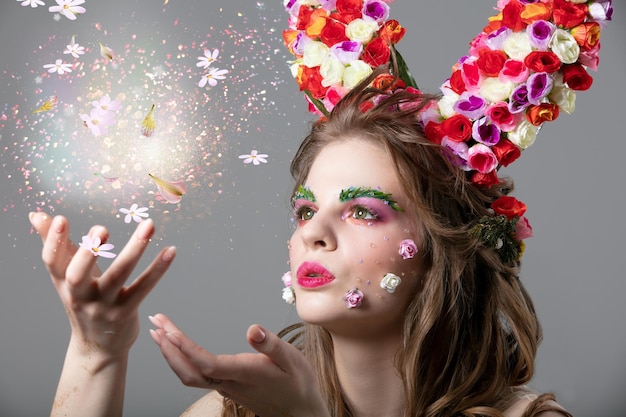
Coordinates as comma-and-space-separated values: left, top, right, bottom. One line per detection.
380, 273, 402, 294
398, 239, 418, 259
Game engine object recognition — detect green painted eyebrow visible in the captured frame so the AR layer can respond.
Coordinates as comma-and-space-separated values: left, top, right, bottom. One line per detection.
339, 186, 403, 211
292, 185, 316, 204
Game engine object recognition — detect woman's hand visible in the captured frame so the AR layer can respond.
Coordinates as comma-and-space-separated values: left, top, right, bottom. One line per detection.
30, 211, 176, 357
150, 314, 330, 417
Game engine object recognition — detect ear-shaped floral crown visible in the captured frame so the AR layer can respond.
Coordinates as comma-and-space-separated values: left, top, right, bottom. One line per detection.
282, 0, 613, 262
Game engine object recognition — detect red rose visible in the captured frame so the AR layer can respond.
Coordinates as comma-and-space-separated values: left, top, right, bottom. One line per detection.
362, 37, 391, 68
379, 19, 406, 44
486, 102, 517, 131
335, 0, 363, 24
298, 66, 328, 99
524, 51, 562, 73
424, 122, 444, 145
471, 170, 500, 187
526, 103, 559, 126
319, 18, 349, 47
440, 114, 472, 142
477, 49, 508, 77
491, 196, 527, 219
501, 0, 527, 32
296, 6, 314, 31
553, 0, 588, 29
562, 63, 593, 91
492, 139, 521, 167
449, 69, 466, 95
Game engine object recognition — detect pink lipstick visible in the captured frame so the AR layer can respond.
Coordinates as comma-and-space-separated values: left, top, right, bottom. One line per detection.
296, 261, 335, 288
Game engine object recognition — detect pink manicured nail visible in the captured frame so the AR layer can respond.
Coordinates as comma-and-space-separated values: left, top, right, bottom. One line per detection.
148, 315, 162, 328
136, 218, 153, 240
162, 246, 176, 262
251, 327, 266, 344
149, 329, 161, 346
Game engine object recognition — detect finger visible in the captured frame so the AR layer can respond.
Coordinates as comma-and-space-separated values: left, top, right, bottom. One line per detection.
150, 327, 223, 389
99, 219, 155, 294
64, 225, 108, 295
29, 211, 53, 244
246, 324, 298, 372
123, 246, 176, 306
39, 215, 77, 281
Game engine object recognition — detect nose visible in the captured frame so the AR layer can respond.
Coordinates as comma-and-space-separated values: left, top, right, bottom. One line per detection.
297, 209, 337, 251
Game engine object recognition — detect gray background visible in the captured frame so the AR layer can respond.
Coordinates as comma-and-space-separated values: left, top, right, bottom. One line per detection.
0, 1, 624, 416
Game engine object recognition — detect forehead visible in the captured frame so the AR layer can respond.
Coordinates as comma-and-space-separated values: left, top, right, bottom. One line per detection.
304, 139, 403, 198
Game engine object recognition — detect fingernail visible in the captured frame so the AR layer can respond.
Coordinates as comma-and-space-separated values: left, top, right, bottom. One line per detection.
53, 217, 65, 233
148, 315, 161, 328
28, 212, 35, 222
251, 327, 266, 344
149, 329, 161, 346
162, 246, 176, 262
136, 218, 153, 240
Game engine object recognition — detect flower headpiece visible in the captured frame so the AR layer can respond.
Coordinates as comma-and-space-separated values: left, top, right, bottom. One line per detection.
282, 0, 613, 262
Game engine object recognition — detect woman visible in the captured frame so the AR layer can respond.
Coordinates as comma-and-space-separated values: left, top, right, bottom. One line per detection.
29, 70, 571, 416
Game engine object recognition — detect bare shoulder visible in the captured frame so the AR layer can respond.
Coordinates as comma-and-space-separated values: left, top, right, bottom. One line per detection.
180, 390, 224, 417
504, 394, 571, 417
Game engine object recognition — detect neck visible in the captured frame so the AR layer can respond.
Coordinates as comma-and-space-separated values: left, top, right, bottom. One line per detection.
330, 329, 406, 417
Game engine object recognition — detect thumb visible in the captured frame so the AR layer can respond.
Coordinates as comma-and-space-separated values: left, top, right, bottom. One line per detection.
246, 324, 299, 371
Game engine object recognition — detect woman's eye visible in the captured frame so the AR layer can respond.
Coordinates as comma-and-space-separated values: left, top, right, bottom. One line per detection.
296, 206, 315, 221
351, 206, 377, 220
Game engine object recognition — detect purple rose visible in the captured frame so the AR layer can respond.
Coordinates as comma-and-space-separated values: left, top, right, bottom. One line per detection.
398, 239, 418, 259
453, 93, 487, 120
472, 117, 501, 146
343, 288, 364, 309
330, 41, 363, 64
362, 0, 390, 24
527, 72, 554, 105
527, 20, 555, 51
508, 84, 530, 114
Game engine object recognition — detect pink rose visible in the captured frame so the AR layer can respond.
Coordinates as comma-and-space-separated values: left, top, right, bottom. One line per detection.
467, 143, 498, 174
398, 239, 418, 259
343, 288, 364, 308
281, 271, 292, 287
515, 216, 533, 240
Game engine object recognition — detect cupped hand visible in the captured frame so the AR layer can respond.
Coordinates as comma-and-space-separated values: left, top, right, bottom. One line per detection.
30, 212, 176, 357
150, 314, 330, 417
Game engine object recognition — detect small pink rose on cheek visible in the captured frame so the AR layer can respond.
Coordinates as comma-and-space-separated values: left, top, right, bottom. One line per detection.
342, 288, 364, 308
398, 239, 418, 259
281, 271, 292, 287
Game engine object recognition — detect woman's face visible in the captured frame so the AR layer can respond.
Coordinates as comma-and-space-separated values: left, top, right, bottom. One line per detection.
288, 138, 426, 337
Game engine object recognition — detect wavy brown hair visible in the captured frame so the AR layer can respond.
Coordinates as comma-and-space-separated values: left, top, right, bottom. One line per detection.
221, 71, 572, 417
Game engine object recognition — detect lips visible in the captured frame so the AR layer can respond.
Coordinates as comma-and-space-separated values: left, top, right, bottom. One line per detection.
296, 261, 335, 288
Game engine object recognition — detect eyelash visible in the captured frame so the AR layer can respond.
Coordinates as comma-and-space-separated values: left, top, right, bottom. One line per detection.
292, 203, 380, 223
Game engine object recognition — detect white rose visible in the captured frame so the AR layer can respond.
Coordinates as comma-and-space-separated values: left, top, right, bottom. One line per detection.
343, 60, 373, 89
282, 287, 295, 304
479, 78, 515, 104
437, 92, 460, 119
502, 31, 533, 61
320, 56, 345, 87
345, 18, 379, 44
550, 29, 580, 65
508, 119, 539, 150
289, 61, 300, 78
549, 85, 576, 114
302, 41, 329, 68
380, 273, 402, 294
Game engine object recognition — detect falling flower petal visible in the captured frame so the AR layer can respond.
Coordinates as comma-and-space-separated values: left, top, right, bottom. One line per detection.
149, 173, 186, 204
141, 104, 156, 137
32, 96, 58, 114
99, 42, 114, 60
